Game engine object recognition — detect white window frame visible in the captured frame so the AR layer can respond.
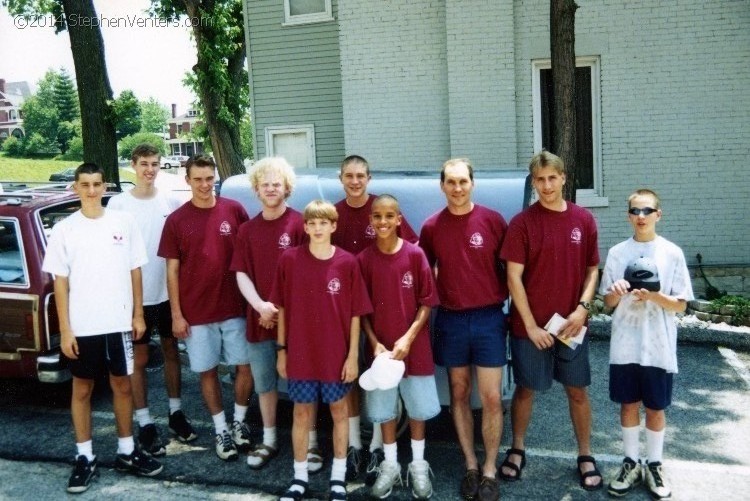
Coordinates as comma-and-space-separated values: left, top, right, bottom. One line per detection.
532, 56, 607, 207
283, 0, 333, 26
264, 124, 317, 169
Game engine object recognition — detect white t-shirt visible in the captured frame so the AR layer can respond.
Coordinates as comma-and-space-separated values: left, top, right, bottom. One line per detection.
43, 209, 148, 337
599, 235, 694, 373
109, 189, 181, 305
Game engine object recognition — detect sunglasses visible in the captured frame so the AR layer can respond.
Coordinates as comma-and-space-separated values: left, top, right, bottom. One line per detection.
628, 207, 658, 216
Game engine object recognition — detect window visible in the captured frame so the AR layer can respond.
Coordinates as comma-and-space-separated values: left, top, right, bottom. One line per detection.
9, 109, 17, 121
187, 110, 198, 117
0, 219, 29, 287
532, 56, 606, 206
265, 125, 316, 168
283, 0, 333, 26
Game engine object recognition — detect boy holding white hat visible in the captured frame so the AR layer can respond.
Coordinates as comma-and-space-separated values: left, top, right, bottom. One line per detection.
599, 188, 693, 500
358, 194, 440, 499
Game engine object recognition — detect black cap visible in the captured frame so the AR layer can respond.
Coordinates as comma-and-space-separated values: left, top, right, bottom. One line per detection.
625, 256, 661, 292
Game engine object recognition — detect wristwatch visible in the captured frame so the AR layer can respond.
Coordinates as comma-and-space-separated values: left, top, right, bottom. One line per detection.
578, 301, 592, 311
275, 344, 287, 351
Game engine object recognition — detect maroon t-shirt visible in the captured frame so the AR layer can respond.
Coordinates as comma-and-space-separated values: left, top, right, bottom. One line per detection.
270, 246, 373, 382
333, 194, 419, 254
358, 241, 439, 377
419, 204, 509, 310
500, 202, 599, 339
158, 198, 249, 325
230, 208, 307, 342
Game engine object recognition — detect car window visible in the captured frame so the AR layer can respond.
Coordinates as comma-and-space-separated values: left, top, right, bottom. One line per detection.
38, 201, 82, 240
0, 218, 29, 287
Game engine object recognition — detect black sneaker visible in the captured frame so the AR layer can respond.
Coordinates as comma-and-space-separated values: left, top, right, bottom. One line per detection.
115, 449, 164, 477
138, 423, 166, 457
67, 455, 98, 493
345, 446, 363, 481
168, 410, 198, 443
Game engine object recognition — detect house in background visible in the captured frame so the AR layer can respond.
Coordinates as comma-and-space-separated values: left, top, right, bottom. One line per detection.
167, 104, 204, 157
0, 78, 30, 145
242, 0, 750, 296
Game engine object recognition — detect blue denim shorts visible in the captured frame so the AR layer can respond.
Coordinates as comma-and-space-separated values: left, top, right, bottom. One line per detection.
434, 305, 507, 368
366, 375, 441, 423
610, 364, 673, 411
288, 379, 353, 404
184, 317, 250, 372
248, 339, 277, 394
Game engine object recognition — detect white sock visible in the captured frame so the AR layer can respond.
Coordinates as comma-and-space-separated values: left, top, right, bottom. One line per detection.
308, 429, 319, 450
348, 416, 362, 450
234, 403, 248, 423
117, 436, 135, 455
622, 425, 640, 461
76, 440, 94, 461
212, 411, 228, 434
135, 407, 153, 428
370, 423, 384, 451
294, 460, 309, 483
169, 398, 182, 415
331, 456, 347, 483
384, 441, 398, 463
264, 426, 277, 448
646, 428, 665, 463
411, 439, 426, 462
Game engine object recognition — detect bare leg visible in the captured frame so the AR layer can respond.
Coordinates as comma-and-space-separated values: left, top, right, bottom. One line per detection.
330, 396, 350, 459
161, 337, 181, 399
381, 419, 398, 444
130, 343, 149, 412
71, 377, 95, 443
200, 368, 223, 415
448, 366, 478, 471
234, 364, 253, 407
477, 366, 503, 477
409, 419, 425, 441
644, 408, 665, 432
110, 374, 134, 438
620, 402, 641, 428
566, 385, 601, 488
259, 390, 279, 429
501, 385, 534, 478
293, 403, 314, 462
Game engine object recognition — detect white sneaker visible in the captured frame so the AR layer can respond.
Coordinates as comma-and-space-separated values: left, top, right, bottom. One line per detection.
370, 460, 402, 499
608, 457, 642, 497
215, 430, 239, 461
230, 420, 253, 452
407, 459, 434, 499
645, 461, 671, 500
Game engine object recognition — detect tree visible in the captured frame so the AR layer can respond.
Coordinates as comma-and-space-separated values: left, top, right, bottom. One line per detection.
150, 0, 249, 180
54, 68, 79, 122
20, 95, 59, 148
118, 132, 166, 161
5, 0, 121, 186
111, 90, 142, 140
550, 0, 578, 202
140, 98, 169, 134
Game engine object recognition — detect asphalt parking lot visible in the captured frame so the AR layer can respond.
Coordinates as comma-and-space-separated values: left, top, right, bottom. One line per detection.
0, 338, 749, 500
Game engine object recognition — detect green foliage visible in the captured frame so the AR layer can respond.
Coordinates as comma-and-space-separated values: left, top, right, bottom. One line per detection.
118, 132, 166, 160
23, 132, 58, 157
240, 114, 253, 160
111, 90, 142, 140
56, 121, 77, 154
709, 295, 750, 326
140, 98, 169, 134
57, 136, 84, 161
21, 96, 59, 147
54, 68, 79, 122
1, 136, 24, 157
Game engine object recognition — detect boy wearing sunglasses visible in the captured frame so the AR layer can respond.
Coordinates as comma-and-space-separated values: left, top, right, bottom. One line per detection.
599, 189, 693, 500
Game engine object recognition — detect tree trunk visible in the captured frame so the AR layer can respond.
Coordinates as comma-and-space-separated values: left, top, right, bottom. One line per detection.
185, 0, 246, 181
61, 0, 120, 187
550, 0, 578, 202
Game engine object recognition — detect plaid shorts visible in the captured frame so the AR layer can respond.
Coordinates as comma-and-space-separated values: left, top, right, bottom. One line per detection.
288, 379, 352, 404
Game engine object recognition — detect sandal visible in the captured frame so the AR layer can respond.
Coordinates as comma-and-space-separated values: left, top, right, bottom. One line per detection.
498, 448, 526, 481
576, 455, 603, 491
247, 443, 278, 470
307, 447, 324, 474
328, 479, 347, 500
280, 479, 308, 501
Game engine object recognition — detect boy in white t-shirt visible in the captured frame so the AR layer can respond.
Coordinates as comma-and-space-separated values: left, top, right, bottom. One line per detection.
109, 144, 197, 457
599, 189, 693, 500
43, 163, 162, 494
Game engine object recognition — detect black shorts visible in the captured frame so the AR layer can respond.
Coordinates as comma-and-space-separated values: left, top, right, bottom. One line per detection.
133, 301, 173, 345
65, 332, 134, 379
609, 364, 673, 411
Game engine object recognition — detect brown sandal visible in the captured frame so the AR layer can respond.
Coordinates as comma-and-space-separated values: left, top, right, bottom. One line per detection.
247, 443, 278, 470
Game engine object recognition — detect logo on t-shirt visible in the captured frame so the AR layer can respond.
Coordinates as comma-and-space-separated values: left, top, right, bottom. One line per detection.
112, 232, 124, 245
219, 221, 232, 236
401, 271, 414, 288
327, 278, 341, 294
571, 227, 582, 245
278, 232, 291, 249
469, 232, 484, 248
365, 224, 376, 239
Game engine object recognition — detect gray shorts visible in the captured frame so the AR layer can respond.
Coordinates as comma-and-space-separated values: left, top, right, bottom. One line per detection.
510, 336, 591, 391
184, 317, 250, 373
366, 375, 441, 423
248, 339, 278, 394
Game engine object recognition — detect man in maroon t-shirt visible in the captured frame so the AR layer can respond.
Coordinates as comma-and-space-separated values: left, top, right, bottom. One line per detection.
158, 155, 253, 463
499, 151, 601, 490
419, 158, 509, 501
332, 154, 418, 481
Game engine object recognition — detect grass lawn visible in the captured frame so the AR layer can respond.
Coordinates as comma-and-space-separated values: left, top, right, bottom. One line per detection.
0, 155, 135, 183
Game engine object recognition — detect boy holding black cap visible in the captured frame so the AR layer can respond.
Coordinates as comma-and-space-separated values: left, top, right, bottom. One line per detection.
599, 188, 693, 500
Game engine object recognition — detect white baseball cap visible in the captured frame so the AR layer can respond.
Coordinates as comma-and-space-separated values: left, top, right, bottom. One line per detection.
359, 352, 405, 391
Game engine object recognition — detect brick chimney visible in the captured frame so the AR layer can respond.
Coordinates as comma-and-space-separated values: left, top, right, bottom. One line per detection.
171, 103, 177, 118
0, 79, 5, 94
